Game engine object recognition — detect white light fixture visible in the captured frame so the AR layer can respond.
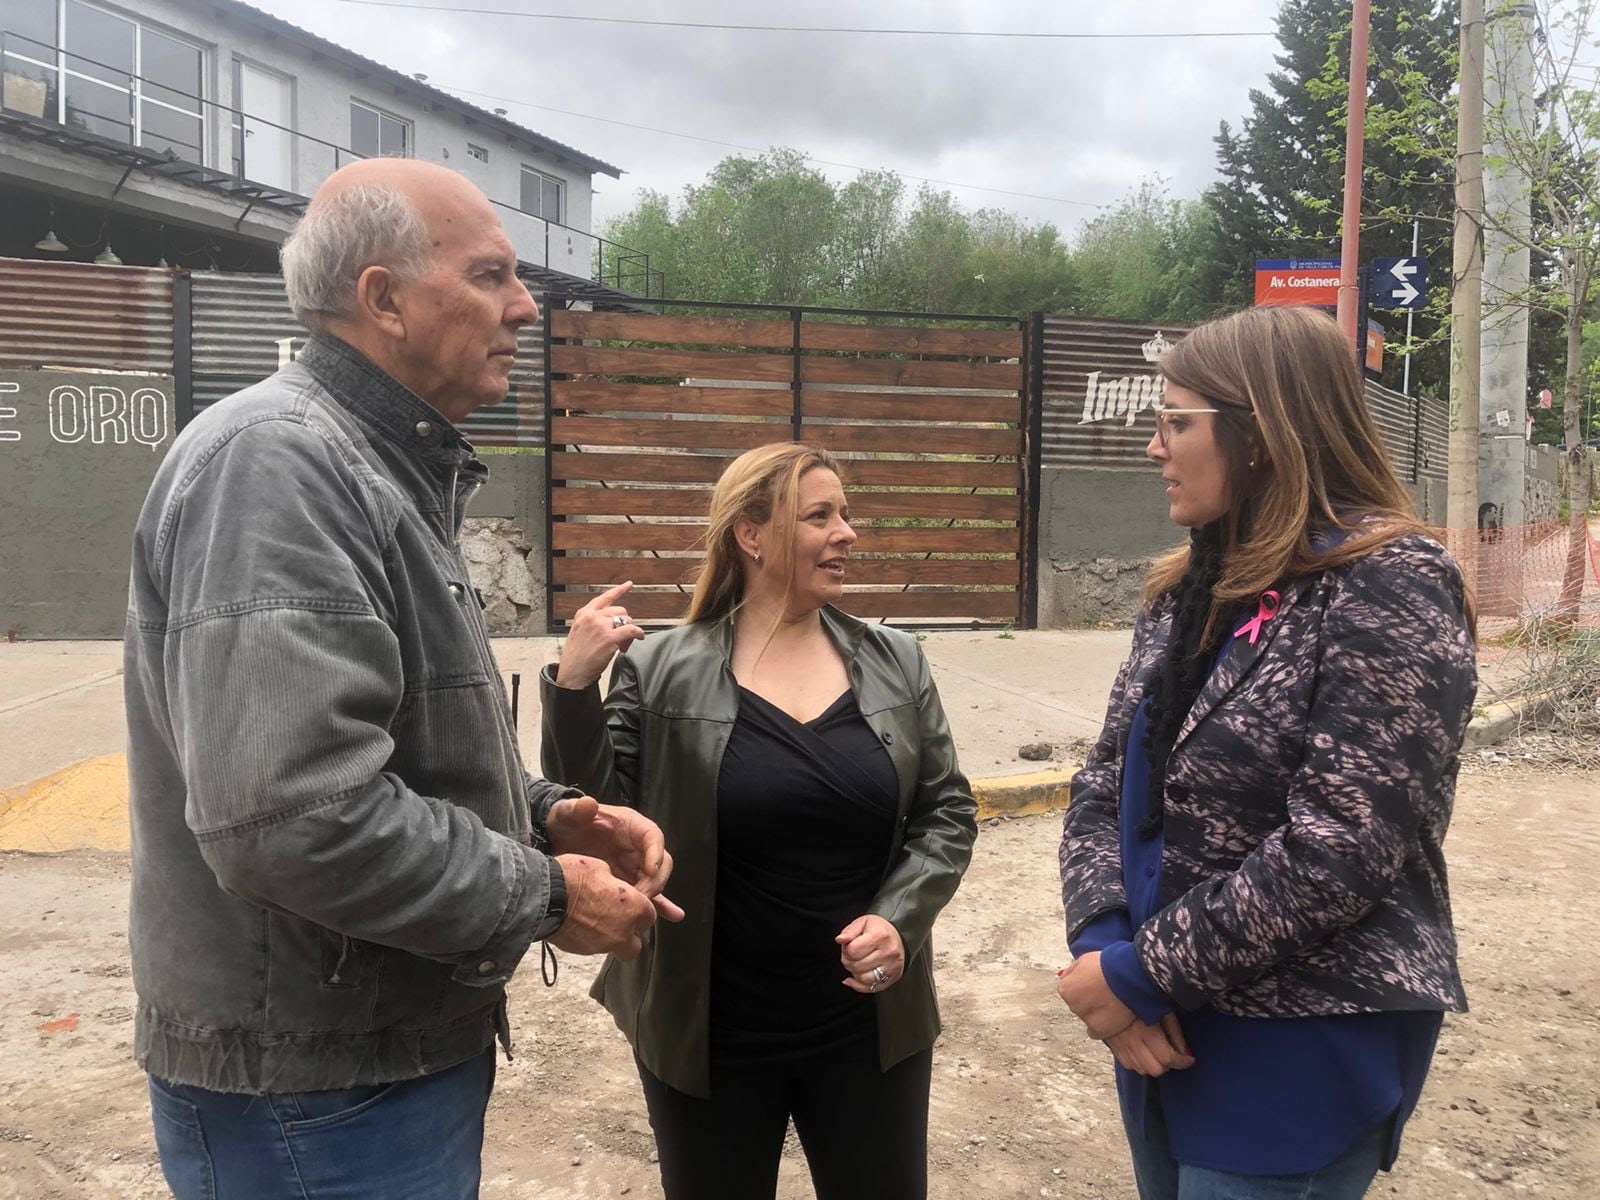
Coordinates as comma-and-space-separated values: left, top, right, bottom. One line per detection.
94, 243, 123, 266
35, 203, 67, 252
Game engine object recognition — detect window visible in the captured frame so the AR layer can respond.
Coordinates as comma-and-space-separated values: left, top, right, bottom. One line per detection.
136, 26, 202, 159
519, 166, 563, 222
0, 0, 63, 119
466, 142, 487, 163
350, 100, 409, 158
0, 1, 203, 161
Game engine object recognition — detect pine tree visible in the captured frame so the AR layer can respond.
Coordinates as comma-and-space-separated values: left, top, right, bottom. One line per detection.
1201, 0, 1459, 393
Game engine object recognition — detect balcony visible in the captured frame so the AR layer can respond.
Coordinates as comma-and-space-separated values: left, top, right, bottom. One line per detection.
0, 29, 661, 301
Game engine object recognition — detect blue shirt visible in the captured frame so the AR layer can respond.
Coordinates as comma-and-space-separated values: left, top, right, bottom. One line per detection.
1071, 641, 1442, 1175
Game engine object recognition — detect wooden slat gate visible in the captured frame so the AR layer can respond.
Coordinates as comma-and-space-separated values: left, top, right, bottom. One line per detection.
545, 300, 1038, 630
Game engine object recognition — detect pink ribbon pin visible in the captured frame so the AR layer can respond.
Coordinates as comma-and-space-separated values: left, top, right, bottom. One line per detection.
1234, 590, 1281, 645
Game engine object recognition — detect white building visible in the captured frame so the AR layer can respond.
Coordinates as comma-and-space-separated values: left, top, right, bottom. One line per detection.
0, 0, 656, 299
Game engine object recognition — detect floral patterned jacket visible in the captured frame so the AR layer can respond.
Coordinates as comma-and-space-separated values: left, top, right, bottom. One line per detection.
1059, 533, 1476, 1017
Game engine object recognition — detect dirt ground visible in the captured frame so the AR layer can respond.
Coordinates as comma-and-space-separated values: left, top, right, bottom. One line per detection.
1, 755, 1595, 1200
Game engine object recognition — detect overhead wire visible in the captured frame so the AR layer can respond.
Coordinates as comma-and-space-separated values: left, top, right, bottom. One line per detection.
330, 2, 1276, 40
433, 81, 1110, 209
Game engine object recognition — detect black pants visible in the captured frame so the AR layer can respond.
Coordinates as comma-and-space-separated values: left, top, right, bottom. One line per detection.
636, 1040, 933, 1200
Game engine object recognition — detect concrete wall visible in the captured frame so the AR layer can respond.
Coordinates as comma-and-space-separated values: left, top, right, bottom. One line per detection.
1404, 477, 1449, 525
1037, 467, 1178, 628
0, 369, 176, 639
1, 377, 547, 639
1034, 454, 1556, 630
1526, 443, 1559, 524
463, 453, 548, 633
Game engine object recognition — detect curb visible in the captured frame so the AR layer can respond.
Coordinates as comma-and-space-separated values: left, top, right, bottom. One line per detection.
1462, 691, 1554, 751
972, 768, 1077, 821
0, 755, 130, 854
968, 690, 1550, 815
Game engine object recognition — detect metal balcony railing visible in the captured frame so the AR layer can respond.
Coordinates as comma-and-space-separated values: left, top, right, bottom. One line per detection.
1, 29, 662, 299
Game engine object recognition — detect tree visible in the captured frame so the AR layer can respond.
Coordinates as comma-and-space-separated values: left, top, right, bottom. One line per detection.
1070, 180, 1224, 324
1205, 0, 1460, 394
603, 150, 843, 304
602, 152, 1080, 315
833, 170, 904, 306
1372, 0, 1599, 614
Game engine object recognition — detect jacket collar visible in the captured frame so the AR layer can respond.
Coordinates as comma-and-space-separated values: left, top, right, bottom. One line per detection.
298, 335, 474, 465
705, 603, 869, 665
1172, 572, 1318, 751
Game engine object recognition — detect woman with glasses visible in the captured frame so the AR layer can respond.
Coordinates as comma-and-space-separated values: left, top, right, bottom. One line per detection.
1057, 306, 1477, 1200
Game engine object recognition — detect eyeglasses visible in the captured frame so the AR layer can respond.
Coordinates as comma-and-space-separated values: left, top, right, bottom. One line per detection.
1152, 407, 1221, 447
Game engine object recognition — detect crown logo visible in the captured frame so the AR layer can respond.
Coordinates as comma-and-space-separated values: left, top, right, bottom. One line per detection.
1141, 331, 1173, 363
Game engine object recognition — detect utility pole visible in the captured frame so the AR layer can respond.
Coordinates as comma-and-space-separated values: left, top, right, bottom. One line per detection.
1481, 3, 1536, 531
1448, 0, 1486, 536
1336, 0, 1372, 356
1402, 219, 1419, 396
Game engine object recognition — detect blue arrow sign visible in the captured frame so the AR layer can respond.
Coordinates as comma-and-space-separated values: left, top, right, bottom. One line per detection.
1370, 256, 1428, 309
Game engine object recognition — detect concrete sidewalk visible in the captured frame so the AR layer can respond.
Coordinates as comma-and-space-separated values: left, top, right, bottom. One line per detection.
0, 629, 1134, 853
0, 625, 1532, 853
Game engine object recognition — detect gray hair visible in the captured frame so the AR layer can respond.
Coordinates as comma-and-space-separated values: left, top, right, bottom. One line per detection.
280, 183, 434, 331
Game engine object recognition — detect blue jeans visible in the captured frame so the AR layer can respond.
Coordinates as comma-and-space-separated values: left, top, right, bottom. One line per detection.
148, 1049, 495, 1199
1121, 1084, 1385, 1200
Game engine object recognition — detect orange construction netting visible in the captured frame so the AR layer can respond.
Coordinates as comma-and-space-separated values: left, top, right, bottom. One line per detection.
1436, 519, 1600, 636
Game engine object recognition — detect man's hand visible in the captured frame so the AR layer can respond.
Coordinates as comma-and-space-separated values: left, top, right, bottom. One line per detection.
546, 795, 684, 922
1105, 1015, 1196, 1076
1056, 951, 1138, 1040
548, 854, 658, 960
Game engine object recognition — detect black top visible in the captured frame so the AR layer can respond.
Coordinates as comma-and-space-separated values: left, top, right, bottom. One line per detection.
709, 687, 900, 1066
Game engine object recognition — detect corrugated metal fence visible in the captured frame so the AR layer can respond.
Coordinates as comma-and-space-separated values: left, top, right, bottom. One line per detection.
188, 271, 546, 446
1041, 314, 1176, 468
0, 258, 545, 447
1039, 312, 1447, 483
189, 271, 303, 415
0, 258, 173, 373
0, 256, 1447, 481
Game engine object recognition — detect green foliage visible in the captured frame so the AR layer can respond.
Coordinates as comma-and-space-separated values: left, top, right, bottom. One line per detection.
603, 150, 1224, 322
606, 150, 1090, 315
1071, 180, 1227, 324
1201, 0, 1459, 395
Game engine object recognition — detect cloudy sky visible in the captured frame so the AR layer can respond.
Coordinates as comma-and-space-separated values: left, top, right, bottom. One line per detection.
247, 0, 1289, 236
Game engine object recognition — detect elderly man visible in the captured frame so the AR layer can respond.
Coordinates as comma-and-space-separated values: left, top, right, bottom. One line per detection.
125, 160, 677, 1198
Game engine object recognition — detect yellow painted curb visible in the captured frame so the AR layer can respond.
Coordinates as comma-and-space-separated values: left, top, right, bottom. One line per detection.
0, 754, 1073, 853
973, 768, 1077, 821
0, 755, 130, 854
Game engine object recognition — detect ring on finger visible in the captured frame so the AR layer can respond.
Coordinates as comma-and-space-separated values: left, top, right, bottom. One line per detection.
872, 966, 888, 985
611, 613, 630, 629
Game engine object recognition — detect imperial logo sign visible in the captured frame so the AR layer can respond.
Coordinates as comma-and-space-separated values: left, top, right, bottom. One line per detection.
1254, 259, 1341, 308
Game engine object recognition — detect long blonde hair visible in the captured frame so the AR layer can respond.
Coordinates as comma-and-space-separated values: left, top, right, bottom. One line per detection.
1143, 306, 1473, 638
685, 442, 843, 625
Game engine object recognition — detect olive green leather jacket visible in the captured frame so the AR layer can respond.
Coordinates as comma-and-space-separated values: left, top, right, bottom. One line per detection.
540, 606, 978, 1098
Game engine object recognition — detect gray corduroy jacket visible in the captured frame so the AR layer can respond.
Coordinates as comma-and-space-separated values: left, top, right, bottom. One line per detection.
125, 335, 573, 1093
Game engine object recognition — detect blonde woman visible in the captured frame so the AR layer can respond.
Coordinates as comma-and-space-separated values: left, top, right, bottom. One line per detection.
541, 443, 977, 1200
1057, 307, 1477, 1200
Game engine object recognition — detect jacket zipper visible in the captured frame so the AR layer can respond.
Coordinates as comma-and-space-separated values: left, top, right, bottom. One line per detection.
447, 464, 459, 539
